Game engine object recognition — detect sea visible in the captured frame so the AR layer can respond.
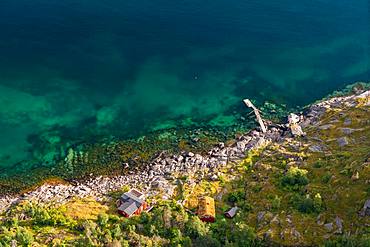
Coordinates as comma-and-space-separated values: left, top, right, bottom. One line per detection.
0, 0, 369, 188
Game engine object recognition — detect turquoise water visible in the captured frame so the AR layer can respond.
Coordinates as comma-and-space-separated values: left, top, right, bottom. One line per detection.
0, 1, 369, 181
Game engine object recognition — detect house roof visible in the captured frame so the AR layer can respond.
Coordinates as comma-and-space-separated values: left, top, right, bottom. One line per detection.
121, 189, 145, 204
197, 196, 215, 218
118, 189, 146, 216
118, 200, 141, 216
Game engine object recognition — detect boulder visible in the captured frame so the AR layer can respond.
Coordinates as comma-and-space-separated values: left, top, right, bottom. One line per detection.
337, 137, 349, 147
290, 123, 305, 137
351, 171, 360, 181
359, 199, 370, 217
309, 145, 324, 153
343, 118, 352, 126
324, 223, 333, 232
288, 113, 301, 124
334, 216, 343, 234
318, 124, 334, 130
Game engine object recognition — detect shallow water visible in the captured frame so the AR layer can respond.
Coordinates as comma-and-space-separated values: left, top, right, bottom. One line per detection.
0, 1, 369, 180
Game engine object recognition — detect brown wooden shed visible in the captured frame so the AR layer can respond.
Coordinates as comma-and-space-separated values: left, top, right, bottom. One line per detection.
197, 196, 215, 223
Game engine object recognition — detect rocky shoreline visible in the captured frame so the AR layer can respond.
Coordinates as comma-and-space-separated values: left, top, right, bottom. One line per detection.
0, 87, 369, 214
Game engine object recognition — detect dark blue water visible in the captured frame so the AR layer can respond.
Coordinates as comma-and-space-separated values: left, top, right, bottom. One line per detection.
0, 0, 369, 175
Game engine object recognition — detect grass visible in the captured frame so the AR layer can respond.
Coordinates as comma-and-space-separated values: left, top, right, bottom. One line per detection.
63, 198, 109, 220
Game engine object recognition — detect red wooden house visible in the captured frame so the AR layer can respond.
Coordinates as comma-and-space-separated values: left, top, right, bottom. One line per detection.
117, 189, 148, 217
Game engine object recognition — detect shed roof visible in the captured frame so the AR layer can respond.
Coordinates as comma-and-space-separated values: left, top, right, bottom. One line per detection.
197, 196, 215, 218
225, 206, 238, 218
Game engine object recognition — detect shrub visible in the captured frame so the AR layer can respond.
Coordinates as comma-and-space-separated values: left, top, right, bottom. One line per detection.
313, 193, 323, 212
313, 159, 325, 168
227, 222, 258, 246
322, 172, 332, 184
298, 197, 315, 213
97, 213, 109, 227
111, 224, 122, 240
16, 227, 34, 246
252, 184, 262, 193
324, 235, 370, 247
34, 207, 51, 225
291, 193, 323, 214
281, 167, 309, 190
271, 196, 281, 211
227, 190, 245, 204
185, 216, 209, 239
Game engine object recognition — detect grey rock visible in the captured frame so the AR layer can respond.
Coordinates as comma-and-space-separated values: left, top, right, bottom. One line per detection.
318, 124, 333, 130
343, 118, 352, 126
316, 214, 324, 226
359, 199, 370, 217
309, 145, 324, 152
263, 229, 273, 240
341, 128, 355, 135
271, 215, 280, 225
337, 137, 349, 147
324, 223, 334, 232
257, 211, 266, 224
290, 123, 305, 136
288, 113, 301, 124
291, 228, 301, 239
334, 216, 343, 234
209, 174, 218, 181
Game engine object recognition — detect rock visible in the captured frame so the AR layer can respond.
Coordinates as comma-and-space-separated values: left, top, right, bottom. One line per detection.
286, 215, 293, 225
209, 174, 218, 181
359, 199, 370, 217
334, 216, 343, 234
187, 152, 194, 157
257, 211, 266, 224
291, 228, 301, 239
343, 118, 352, 126
11, 240, 17, 247
309, 145, 324, 153
337, 137, 349, 147
263, 229, 273, 240
341, 128, 355, 135
288, 113, 301, 124
271, 215, 280, 225
316, 215, 324, 226
324, 223, 334, 232
318, 124, 333, 130
236, 139, 250, 152
290, 123, 305, 137
351, 171, 360, 181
